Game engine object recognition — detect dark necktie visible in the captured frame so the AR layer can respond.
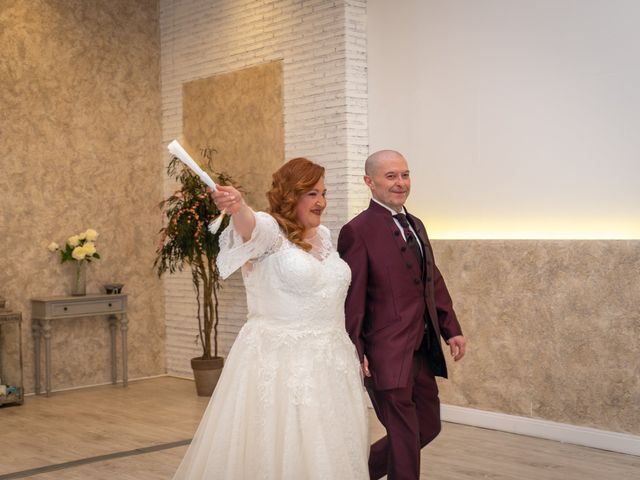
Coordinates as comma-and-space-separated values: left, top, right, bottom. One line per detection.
394, 213, 423, 273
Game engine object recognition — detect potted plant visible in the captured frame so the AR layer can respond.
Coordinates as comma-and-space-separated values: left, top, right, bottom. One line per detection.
154, 149, 232, 396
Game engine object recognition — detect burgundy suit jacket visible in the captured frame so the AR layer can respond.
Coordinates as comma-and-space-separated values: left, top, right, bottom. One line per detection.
337, 200, 462, 390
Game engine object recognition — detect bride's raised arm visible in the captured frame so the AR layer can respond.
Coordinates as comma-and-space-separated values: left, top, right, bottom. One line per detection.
212, 185, 255, 241
211, 186, 280, 279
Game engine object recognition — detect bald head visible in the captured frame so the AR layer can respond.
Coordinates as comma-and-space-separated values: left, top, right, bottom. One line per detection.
365, 150, 406, 176
363, 150, 411, 212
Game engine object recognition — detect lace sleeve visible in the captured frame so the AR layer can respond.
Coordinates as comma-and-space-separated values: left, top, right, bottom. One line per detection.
216, 212, 280, 279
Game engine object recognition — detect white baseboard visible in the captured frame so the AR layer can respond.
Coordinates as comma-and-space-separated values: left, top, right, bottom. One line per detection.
167, 373, 195, 381
441, 404, 640, 457
23, 374, 170, 396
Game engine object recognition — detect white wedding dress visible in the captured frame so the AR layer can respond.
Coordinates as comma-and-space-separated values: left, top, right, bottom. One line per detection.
172, 212, 369, 480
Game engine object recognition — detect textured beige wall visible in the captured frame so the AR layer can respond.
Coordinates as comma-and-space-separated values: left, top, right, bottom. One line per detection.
434, 240, 640, 435
0, 1, 164, 393
183, 61, 284, 212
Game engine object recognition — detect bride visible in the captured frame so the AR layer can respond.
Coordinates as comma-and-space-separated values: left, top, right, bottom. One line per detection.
172, 157, 369, 479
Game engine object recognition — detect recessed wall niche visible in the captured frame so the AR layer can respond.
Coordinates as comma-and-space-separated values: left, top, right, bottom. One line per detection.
182, 61, 284, 211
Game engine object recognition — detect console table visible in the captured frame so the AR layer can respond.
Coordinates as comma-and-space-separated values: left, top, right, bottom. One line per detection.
31, 294, 128, 396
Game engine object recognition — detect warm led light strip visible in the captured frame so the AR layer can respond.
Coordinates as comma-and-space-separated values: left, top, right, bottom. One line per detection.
429, 231, 639, 240
421, 220, 640, 240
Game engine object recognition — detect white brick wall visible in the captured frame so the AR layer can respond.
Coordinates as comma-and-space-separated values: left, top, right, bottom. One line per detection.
160, 0, 369, 377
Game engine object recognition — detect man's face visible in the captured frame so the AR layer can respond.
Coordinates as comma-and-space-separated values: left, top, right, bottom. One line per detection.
364, 153, 411, 212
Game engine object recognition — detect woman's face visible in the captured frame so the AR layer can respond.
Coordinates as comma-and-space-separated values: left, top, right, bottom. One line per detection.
295, 177, 327, 232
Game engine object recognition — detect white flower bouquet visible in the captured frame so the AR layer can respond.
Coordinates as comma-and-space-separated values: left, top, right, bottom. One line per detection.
48, 228, 100, 263
48, 229, 100, 295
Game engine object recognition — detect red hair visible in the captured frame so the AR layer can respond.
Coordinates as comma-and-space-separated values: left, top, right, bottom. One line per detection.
267, 157, 325, 251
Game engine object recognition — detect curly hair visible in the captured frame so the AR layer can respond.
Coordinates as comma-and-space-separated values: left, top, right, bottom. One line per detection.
267, 157, 325, 251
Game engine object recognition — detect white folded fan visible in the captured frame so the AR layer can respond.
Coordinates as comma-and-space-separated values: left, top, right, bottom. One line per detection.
167, 139, 226, 233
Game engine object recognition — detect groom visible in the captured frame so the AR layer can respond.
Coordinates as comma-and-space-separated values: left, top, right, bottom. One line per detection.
338, 150, 465, 480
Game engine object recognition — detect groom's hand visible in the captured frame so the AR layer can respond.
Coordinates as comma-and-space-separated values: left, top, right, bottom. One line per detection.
362, 355, 371, 377
447, 335, 466, 362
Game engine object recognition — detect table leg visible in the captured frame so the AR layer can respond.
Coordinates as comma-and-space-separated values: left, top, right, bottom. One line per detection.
18, 321, 24, 404
108, 315, 117, 384
0, 325, 3, 384
120, 313, 128, 387
42, 319, 52, 397
32, 320, 41, 395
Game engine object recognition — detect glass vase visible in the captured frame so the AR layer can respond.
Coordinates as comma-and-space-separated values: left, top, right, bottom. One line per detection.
71, 261, 87, 296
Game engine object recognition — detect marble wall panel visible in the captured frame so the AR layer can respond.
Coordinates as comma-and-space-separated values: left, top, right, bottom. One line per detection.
182, 61, 284, 212
0, 0, 164, 393
434, 240, 640, 435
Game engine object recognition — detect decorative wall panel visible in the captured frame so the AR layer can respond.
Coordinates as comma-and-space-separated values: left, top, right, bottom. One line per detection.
434, 240, 640, 435
0, 0, 164, 392
183, 61, 284, 211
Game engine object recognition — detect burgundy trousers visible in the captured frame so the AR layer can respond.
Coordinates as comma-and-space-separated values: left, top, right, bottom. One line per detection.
367, 348, 441, 480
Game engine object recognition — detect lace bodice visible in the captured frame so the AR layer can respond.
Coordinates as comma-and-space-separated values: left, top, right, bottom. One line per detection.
216, 212, 352, 330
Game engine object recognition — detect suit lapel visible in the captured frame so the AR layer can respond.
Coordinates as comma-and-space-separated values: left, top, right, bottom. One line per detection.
406, 211, 428, 246
367, 200, 407, 250
406, 211, 432, 280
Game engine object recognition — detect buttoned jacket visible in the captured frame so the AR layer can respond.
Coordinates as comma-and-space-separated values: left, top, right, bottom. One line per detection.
338, 200, 462, 390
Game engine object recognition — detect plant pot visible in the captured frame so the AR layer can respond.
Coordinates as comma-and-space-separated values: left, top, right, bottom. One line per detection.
190, 356, 224, 396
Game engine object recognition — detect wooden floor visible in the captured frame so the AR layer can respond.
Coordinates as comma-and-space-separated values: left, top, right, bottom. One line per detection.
0, 377, 638, 479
